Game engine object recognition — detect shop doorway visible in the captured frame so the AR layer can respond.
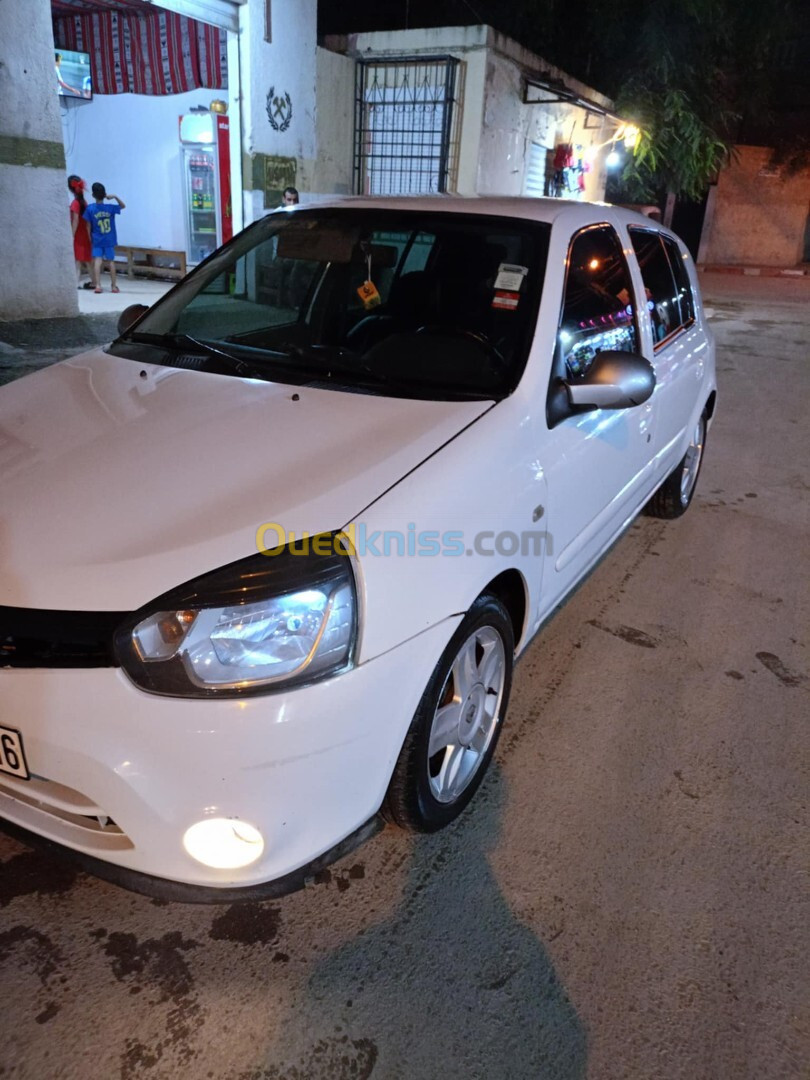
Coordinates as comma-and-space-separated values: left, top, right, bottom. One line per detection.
52, 0, 242, 272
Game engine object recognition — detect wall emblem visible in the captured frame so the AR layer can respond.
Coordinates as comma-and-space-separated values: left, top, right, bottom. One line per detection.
266, 88, 293, 132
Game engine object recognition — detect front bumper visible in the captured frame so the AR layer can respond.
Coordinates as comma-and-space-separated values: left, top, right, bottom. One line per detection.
0, 616, 460, 899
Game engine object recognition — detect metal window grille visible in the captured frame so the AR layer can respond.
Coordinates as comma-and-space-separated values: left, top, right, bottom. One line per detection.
354, 57, 460, 196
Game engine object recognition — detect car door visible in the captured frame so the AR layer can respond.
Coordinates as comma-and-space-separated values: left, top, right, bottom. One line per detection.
541, 222, 658, 609
626, 226, 704, 476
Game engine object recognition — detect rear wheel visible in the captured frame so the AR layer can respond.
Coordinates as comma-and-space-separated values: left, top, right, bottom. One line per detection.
645, 410, 707, 519
384, 594, 514, 831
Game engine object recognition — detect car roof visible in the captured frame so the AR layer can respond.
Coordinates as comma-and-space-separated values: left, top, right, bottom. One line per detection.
284, 195, 667, 233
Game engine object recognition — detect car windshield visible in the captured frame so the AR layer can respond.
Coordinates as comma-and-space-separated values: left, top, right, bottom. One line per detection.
112, 208, 550, 401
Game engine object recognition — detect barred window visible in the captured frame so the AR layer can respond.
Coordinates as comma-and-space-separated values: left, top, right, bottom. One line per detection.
354, 57, 460, 195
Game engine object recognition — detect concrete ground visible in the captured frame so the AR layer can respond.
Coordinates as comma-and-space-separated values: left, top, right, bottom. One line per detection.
76, 274, 173, 316
0, 275, 808, 1080
0, 278, 170, 386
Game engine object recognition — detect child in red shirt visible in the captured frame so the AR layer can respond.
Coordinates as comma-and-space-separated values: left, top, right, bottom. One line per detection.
67, 175, 94, 289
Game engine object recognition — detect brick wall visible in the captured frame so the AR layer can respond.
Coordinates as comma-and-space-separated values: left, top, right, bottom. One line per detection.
700, 146, 810, 268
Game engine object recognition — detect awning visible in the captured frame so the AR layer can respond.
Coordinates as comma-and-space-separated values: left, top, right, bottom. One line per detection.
144, 0, 242, 33
523, 76, 621, 125
51, 0, 241, 32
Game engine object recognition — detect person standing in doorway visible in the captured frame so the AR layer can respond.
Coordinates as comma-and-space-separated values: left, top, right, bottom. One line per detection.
67, 175, 94, 289
83, 183, 125, 293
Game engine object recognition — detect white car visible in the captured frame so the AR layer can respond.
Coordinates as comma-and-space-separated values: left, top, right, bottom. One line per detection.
0, 198, 715, 900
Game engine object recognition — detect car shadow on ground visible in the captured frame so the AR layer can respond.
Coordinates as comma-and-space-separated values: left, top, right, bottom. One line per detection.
241, 765, 588, 1080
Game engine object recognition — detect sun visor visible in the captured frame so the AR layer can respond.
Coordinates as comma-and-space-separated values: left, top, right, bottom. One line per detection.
277, 226, 359, 263
276, 227, 397, 269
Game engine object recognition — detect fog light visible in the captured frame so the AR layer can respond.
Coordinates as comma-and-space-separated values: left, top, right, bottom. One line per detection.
183, 818, 264, 869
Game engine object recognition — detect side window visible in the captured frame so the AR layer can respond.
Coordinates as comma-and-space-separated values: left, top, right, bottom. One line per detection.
401, 231, 434, 274
661, 235, 695, 327
628, 228, 679, 344
559, 225, 637, 377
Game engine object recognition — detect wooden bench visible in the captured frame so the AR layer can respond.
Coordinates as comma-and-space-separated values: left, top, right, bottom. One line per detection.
115, 246, 187, 282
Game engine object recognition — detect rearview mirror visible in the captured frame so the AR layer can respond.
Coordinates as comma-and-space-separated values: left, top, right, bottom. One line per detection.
565, 351, 655, 410
117, 304, 149, 336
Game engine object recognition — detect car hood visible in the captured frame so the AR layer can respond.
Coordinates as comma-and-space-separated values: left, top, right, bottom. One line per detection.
0, 349, 490, 610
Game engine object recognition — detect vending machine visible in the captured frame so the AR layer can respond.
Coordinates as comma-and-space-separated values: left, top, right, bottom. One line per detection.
179, 111, 232, 264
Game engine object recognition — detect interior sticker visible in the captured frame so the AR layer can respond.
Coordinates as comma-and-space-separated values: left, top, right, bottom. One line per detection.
492, 290, 520, 311
494, 264, 529, 291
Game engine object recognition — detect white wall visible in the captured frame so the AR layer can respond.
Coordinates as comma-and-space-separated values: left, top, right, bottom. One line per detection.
240, 0, 317, 223
312, 46, 354, 196
0, 0, 77, 318
61, 87, 210, 253
479, 51, 610, 201
343, 25, 492, 195
333, 25, 614, 200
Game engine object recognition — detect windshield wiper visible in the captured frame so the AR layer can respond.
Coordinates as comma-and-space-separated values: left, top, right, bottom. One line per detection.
141, 332, 283, 382
273, 341, 397, 387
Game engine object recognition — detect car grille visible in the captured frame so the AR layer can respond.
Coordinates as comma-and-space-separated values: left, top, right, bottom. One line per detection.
0, 773, 134, 851
0, 606, 126, 668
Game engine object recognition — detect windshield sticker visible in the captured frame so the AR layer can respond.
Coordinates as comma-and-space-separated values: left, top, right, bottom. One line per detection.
492, 290, 520, 311
494, 264, 529, 291
357, 280, 381, 310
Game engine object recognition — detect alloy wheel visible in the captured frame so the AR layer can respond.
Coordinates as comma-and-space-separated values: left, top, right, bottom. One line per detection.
427, 626, 506, 804
680, 416, 706, 505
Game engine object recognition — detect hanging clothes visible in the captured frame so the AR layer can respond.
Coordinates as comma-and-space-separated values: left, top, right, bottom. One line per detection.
553, 143, 574, 171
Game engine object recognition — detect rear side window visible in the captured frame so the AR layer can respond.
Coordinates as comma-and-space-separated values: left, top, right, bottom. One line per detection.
661, 235, 695, 327
628, 229, 679, 344
629, 227, 696, 346
559, 225, 637, 377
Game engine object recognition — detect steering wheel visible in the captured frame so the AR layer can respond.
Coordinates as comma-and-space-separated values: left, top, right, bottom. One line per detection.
414, 325, 508, 371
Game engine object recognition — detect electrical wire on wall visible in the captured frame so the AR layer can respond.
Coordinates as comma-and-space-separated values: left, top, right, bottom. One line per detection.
61, 98, 78, 160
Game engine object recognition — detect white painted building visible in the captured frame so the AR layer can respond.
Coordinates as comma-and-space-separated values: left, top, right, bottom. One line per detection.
0, 0, 620, 321
314, 26, 619, 203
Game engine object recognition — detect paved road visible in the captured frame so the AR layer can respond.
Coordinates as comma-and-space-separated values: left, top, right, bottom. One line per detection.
1, 277, 808, 1080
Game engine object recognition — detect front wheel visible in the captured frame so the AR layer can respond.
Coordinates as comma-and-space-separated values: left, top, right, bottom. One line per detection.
383, 594, 514, 832
645, 410, 708, 519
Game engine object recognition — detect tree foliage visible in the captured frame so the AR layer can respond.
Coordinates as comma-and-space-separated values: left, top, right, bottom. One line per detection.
609, 0, 795, 199
619, 91, 730, 200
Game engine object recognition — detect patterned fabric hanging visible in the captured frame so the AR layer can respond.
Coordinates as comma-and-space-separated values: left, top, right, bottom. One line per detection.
53, 7, 227, 95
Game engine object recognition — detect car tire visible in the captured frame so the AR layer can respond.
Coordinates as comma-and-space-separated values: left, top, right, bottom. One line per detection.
645, 410, 708, 519
383, 593, 514, 832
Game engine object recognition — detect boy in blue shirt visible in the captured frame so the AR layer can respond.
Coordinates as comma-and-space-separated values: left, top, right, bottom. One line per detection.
83, 183, 126, 293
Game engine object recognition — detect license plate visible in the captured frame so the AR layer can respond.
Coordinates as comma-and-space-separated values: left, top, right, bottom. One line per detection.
0, 726, 29, 780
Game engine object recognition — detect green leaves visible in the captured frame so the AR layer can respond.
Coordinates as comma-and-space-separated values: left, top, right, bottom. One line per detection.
618, 85, 736, 200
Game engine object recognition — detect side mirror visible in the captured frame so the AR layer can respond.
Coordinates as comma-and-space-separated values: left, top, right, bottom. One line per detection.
565, 351, 655, 410
117, 304, 149, 336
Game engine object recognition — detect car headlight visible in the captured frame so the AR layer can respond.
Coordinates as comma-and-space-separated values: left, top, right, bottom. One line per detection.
115, 535, 357, 697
